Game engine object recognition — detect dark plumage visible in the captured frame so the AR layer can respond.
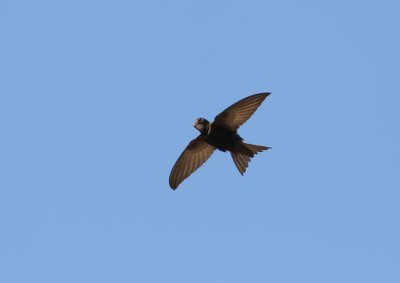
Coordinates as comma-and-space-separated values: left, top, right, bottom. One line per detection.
169, 92, 271, 190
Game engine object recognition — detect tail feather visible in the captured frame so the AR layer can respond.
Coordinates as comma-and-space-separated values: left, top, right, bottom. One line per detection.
244, 143, 270, 155
231, 152, 251, 175
230, 142, 270, 175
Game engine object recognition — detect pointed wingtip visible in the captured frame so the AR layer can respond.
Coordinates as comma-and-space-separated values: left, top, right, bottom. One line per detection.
257, 92, 271, 98
252, 92, 271, 103
169, 182, 178, 190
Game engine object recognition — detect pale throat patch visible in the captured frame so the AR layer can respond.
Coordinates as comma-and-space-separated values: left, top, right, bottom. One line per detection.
194, 122, 205, 131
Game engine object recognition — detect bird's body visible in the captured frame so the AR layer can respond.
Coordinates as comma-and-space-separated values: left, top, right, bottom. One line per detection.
169, 92, 271, 190
201, 122, 241, 152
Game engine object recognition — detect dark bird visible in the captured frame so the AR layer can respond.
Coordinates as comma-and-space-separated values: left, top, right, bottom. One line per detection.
169, 92, 271, 190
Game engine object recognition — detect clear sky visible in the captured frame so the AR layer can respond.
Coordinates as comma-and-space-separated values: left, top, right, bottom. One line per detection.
1, 1, 399, 282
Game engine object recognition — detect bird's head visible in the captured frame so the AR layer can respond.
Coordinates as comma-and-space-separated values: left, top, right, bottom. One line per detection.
193, 117, 210, 133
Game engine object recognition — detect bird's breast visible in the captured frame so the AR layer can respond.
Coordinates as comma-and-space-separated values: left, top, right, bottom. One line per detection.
205, 124, 241, 152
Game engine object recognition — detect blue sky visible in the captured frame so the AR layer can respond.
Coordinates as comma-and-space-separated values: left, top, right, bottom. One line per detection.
1, 1, 399, 282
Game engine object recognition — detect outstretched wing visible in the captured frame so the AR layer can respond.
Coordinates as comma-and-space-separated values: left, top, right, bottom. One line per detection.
169, 135, 216, 190
213, 92, 270, 131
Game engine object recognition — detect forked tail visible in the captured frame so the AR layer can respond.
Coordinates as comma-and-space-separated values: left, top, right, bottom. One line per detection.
230, 142, 270, 175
